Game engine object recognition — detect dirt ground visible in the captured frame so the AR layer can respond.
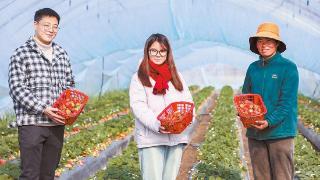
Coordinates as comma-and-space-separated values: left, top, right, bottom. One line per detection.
176, 94, 217, 180
239, 121, 254, 179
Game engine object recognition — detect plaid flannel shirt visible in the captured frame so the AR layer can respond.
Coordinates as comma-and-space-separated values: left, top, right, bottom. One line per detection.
8, 37, 75, 127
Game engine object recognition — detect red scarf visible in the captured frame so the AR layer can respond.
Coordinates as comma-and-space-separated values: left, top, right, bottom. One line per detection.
148, 60, 172, 95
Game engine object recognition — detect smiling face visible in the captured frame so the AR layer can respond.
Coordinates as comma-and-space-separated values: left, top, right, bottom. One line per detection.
148, 41, 168, 65
34, 16, 59, 45
256, 37, 279, 59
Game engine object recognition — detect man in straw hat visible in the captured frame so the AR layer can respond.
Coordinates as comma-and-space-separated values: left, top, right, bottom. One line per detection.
242, 22, 299, 180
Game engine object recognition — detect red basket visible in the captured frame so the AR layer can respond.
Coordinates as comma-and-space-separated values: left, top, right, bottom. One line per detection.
157, 101, 194, 134
53, 89, 89, 125
233, 94, 267, 128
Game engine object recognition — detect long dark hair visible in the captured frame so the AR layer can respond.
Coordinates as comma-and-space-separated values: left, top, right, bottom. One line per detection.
138, 33, 183, 91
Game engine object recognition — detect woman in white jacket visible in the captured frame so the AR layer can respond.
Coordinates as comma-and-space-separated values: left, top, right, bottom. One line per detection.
129, 33, 194, 180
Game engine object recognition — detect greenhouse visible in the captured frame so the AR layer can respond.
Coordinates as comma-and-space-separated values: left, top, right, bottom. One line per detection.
0, 0, 319, 179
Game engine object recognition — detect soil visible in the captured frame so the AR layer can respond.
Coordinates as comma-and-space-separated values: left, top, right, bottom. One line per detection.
176, 94, 217, 180
239, 121, 254, 179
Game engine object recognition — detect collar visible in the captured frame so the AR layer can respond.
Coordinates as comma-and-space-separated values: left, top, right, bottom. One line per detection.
26, 37, 62, 63
259, 52, 281, 66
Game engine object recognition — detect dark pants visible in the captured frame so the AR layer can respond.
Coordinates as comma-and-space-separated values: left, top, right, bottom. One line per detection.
248, 138, 294, 180
18, 125, 64, 180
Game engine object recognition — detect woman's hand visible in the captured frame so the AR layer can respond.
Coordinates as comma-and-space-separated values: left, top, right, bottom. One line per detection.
159, 126, 170, 134
251, 120, 268, 130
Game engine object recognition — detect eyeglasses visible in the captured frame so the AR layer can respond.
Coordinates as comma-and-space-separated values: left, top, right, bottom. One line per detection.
38, 23, 60, 32
149, 48, 168, 57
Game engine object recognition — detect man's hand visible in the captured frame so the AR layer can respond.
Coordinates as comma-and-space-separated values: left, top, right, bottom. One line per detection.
159, 126, 170, 134
251, 120, 269, 130
43, 107, 65, 125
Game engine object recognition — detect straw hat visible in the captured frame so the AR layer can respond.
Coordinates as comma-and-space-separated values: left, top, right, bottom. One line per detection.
249, 22, 286, 54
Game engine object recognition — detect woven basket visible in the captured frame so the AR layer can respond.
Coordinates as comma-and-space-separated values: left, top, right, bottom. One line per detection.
157, 101, 194, 134
53, 89, 89, 125
233, 94, 267, 128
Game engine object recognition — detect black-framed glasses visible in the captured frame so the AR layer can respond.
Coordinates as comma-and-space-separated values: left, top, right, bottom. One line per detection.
149, 48, 168, 57
39, 23, 60, 32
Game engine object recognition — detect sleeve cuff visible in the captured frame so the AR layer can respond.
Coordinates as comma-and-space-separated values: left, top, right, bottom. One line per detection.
265, 115, 274, 127
152, 120, 161, 133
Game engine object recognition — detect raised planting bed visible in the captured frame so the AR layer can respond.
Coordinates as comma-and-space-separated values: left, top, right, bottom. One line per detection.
298, 94, 320, 133
294, 133, 320, 179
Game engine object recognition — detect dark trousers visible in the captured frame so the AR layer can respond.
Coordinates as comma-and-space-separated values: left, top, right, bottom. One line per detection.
18, 125, 64, 180
248, 138, 294, 180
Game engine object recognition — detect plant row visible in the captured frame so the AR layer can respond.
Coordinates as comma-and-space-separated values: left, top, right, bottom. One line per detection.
193, 86, 214, 109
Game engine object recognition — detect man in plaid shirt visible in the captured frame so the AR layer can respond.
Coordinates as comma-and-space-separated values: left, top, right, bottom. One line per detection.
8, 8, 74, 180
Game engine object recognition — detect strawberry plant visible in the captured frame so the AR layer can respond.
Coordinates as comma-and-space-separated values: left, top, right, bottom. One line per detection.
0, 162, 20, 180
294, 134, 320, 179
189, 85, 200, 94
59, 114, 134, 168
0, 116, 19, 160
299, 106, 320, 133
103, 141, 141, 180
193, 86, 214, 109
298, 95, 320, 133
298, 94, 320, 109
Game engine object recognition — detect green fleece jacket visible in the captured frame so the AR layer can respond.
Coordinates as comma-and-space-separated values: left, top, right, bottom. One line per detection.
242, 52, 299, 140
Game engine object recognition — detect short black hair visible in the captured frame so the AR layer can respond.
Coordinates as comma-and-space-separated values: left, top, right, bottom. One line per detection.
34, 8, 60, 24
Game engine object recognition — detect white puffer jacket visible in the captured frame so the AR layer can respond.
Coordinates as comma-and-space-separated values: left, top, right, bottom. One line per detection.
129, 72, 195, 148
